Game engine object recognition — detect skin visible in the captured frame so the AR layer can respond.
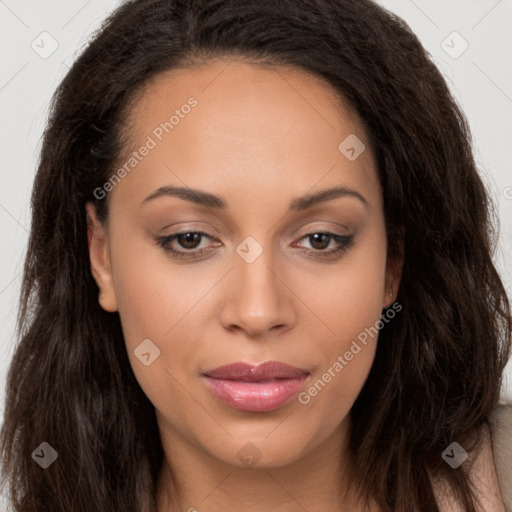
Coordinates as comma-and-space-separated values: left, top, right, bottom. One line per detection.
86, 59, 403, 512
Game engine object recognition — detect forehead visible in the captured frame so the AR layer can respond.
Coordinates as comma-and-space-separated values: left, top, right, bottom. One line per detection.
111, 59, 380, 212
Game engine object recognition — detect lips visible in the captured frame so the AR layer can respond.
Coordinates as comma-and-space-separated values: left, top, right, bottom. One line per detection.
204, 361, 309, 381
202, 361, 310, 412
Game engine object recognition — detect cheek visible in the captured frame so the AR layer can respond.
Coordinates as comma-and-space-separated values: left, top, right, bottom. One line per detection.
295, 225, 388, 408
301, 222, 388, 348
109, 226, 205, 338
107, 229, 212, 390
108, 242, 205, 422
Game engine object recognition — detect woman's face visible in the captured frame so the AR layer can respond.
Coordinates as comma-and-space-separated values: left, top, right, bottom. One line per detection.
87, 59, 400, 471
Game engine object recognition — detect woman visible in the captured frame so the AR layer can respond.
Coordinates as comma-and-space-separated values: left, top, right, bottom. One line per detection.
1, 0, 511, 511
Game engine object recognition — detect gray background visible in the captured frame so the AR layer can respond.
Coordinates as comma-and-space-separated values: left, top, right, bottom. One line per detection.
1, 3, 511, 499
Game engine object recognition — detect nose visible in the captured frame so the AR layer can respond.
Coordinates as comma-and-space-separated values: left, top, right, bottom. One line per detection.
219, 242, 297, 338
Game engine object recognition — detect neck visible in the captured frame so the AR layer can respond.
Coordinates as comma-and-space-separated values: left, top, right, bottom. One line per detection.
155, 416, 374, 512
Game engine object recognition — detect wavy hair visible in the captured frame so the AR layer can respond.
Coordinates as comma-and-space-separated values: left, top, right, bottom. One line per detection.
1, 0, 510, 511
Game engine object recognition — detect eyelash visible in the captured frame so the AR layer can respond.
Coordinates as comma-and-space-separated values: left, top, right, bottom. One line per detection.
156, 230, 354, 260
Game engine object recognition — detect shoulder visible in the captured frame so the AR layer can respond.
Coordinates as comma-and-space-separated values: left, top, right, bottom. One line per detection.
431, 398, 512, 512
489, 398, 512, 511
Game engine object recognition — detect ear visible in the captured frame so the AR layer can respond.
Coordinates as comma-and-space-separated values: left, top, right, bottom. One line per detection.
383, 238, 404, 309
85, 202, 118, 312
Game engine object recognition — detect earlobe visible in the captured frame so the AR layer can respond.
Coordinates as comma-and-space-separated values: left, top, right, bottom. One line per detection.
85, 202, 118, 312
383, 243, 404, 308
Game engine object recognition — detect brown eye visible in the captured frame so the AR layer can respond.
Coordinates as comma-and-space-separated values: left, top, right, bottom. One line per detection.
292, 232, 354, 259
176, 232, 203, 249
308, 233, 331, 250
156, 231, 216, 259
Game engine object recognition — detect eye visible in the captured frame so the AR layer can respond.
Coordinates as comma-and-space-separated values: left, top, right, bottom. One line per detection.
292, 232, 354, 257
156, 230, 354, 260
156, 231, 217, 259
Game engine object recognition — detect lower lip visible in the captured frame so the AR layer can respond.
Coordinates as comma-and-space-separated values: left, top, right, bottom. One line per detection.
203, 375, 308, 412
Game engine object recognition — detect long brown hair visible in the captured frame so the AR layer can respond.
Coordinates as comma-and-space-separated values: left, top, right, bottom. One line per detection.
1, 1, 510, 511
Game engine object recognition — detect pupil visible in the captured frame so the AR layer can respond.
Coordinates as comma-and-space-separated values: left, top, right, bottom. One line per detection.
311, 233, 329, 250
179, 233, 200, 248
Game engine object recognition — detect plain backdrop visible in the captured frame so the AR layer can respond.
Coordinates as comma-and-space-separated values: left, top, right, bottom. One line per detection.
1, 0, 511, 489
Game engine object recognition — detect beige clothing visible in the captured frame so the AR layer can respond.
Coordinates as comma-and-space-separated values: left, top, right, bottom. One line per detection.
431, 398, 512, 512
490, 400, 512, 512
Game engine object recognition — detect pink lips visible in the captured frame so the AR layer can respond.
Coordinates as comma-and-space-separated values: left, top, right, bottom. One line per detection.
203, 361, 309, 412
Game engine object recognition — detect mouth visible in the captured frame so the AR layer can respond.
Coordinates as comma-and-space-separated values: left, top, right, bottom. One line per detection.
202, 361, 310, 412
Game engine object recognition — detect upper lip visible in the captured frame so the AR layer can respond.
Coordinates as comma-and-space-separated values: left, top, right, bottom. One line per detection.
203, 361, 310, 381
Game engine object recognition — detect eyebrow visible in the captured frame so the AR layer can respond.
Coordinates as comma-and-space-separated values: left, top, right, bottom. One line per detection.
142, 184, 369, 211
